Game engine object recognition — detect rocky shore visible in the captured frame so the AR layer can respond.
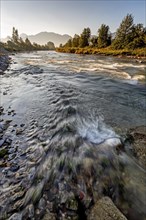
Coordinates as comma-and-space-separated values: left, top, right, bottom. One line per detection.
0, 49, 11, 74
0, 101, 145, 219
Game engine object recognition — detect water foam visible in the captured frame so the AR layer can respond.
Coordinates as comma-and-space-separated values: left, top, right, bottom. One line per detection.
76, 115, 119, 145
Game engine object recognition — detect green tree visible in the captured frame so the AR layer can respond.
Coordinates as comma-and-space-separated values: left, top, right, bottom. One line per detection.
79, 28, 91, 47
90, 36, 98, 47
72, 34, 80, 47
98, 24, 111, 48
12, 27, 19, 43
127, 24, 146, 49
65, 39, 72, 47
24, 38, 33, 50
112, 14, 134, 49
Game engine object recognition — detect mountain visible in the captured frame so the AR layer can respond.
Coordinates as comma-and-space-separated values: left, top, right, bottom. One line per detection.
1, 32, 72, 47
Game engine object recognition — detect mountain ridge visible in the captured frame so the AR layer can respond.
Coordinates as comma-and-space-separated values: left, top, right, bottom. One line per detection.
1, 32, 72, 47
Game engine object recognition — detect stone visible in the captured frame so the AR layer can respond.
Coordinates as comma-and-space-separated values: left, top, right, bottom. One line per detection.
0, 139, 5, 147
28, 204, 34, 218
8, 213, 22, 220
42, 211, 56, 220
10, 164, 20, 172
16, 128, 23, 135
128, 126, 146, 168
87, 197, 127, 220
38, 198, 46, 210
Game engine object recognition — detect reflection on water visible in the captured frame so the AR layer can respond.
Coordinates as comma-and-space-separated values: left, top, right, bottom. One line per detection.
0, 51, 146, 219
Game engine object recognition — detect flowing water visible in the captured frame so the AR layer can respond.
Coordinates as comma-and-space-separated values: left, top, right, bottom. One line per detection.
0, 51, 146, 220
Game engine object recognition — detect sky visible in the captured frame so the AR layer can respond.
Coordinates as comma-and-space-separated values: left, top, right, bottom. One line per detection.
0, 0, 145, 38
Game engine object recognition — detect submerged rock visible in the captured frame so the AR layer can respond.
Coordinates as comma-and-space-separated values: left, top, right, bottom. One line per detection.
87, 197, 127, 220
128, 126, 146, 168
8, 213, 22, 220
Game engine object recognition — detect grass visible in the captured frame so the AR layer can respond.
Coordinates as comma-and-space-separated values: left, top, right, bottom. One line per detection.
56, 46, 146, 58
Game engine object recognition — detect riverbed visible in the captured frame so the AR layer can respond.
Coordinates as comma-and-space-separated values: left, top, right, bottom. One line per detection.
0, 51, 146, 220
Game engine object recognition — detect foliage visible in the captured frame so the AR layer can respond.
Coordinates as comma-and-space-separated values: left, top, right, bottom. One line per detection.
112, 14, 134, 49
56, 46, 146, 57
2, 27, 55, 52
98, 24, 111, 48
111, 14, 145, 49
59, 13, 146, 54
72, 34, 80, 47
90, 36, 98, 47
65, 39, 72, 47
79, 27, 91, 47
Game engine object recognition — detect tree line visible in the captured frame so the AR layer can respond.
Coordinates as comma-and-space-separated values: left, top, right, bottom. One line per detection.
1, 27, 55, 52
60, 14, 146, 50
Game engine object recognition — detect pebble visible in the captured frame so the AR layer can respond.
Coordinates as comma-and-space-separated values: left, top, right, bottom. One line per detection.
0, 139, 5, 147
10, 164, 20, 172
16, 128, 23, 135
28, 204, 34, 218
38, 198, 46, 211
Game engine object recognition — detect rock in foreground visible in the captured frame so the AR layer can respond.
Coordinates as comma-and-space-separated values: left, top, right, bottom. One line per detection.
88, 197, 127, 220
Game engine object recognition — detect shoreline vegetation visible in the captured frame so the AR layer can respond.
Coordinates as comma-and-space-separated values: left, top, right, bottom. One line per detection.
56, 14, 146, 60
56, 47, 146, 60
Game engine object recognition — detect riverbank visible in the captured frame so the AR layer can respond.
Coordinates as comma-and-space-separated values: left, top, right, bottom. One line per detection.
0, 49, 11, 74
56, 47, 146, 61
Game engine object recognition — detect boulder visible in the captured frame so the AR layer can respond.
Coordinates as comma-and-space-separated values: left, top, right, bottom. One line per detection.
87, 197, 127, 220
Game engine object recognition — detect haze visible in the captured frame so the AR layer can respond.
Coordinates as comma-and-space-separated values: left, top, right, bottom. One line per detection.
1, 0, 145, 38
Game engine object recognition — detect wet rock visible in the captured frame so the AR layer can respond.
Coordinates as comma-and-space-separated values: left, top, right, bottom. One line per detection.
66, 198, 78, 211
20, 123, 25, 127
38, 198, 46, 211
42, 211, 56, 220
8, 153, 17, 161
8, 213, 22, 220
0, 139, 5, 147
5, 137, 12, 144
0, 123, 4, 132
28, 204, 34, 218
10, 163, 20, 172
87, 197, 127, 220
16, 128, 23, 135
128, 126, 146, 168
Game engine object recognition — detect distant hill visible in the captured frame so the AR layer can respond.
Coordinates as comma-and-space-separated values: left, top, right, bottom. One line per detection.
1, 32, 72, 47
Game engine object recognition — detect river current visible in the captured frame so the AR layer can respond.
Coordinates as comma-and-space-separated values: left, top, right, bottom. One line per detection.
0, 51, 146, 220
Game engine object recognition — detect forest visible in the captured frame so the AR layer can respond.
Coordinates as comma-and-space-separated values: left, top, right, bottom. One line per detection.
57, 14, 146, 56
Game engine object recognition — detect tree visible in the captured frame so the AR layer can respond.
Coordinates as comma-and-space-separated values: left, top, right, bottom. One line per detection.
12, 27, 19, 43
79, 28, 91, 47
65, 39, 72, 47
112, 14, 134, 49
46, 41, 55, 50
98, 24, 111, 48
72, 34, 80, 47
90, 36, 98, 47
127, 24, 146, 49
24, 38, 33, 50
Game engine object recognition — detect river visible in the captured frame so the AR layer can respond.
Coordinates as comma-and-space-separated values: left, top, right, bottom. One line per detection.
0, 51, 146, 220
